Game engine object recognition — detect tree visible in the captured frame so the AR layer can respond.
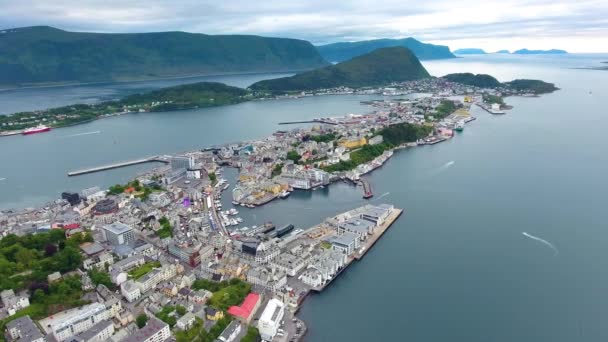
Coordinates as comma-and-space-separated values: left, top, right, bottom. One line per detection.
286, 150, 301, 163
45, 244, 58, 257
136, 313, 148, 328
176, 305, 187, 316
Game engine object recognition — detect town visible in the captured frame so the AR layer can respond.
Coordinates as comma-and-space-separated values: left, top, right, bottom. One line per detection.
0, 77, 517, 342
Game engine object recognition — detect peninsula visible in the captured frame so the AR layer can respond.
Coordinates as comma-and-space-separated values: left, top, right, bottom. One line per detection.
453, 48, 487, 55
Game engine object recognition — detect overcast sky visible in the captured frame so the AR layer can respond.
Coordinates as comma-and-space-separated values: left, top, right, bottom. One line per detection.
2, 0, 607, 52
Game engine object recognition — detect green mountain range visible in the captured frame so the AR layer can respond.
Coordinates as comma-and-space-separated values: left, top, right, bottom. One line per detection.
316, 38, 455, 62
250, 47, 430, 92
0, 26, 328, 86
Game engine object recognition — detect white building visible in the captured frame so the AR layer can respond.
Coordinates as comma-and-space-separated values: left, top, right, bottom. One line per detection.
217, 320, 242, 342
120, 280, 141, 303
39, 302, 111, 342
175, 313, 196, 330
102, 222, 135, 246
83, 252, 114, 271
258, 299, 285, 341
0, 289, 30, 316
5, 316, 44, 342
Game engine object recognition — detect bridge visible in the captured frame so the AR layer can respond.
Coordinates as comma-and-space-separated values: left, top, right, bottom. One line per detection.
67, 155, 170, 176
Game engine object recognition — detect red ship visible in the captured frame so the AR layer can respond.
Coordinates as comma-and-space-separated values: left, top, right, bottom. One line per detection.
22, 125, 51, 135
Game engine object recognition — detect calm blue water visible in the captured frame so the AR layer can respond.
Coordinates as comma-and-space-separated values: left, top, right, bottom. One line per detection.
1, 53, 608, 342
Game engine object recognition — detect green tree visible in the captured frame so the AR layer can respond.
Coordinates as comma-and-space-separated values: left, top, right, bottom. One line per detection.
286, 150, 301, 163
136, 313, 148, 329
176, 305, 186, 316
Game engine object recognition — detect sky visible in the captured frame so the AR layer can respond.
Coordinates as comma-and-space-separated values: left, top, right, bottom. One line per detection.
1, 0, 607, 52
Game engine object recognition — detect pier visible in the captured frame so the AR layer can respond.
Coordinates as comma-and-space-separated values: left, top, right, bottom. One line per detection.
278, 119, 338, 125
67, 155, 170, 176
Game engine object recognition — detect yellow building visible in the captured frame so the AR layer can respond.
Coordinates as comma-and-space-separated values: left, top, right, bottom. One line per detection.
338, 137, 367, 149
205, 308, 224, 321
464, 96, 473, 103
263, 183, 283, 195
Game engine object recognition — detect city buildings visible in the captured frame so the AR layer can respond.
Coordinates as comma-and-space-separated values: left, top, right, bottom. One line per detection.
227, 292, 261, 323
4, 316, 44, 342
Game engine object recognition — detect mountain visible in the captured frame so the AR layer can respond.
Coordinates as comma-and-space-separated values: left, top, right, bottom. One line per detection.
249, 47, 430, 92
453, 48, 487, 55
316, 38, 455, 62
442, 73, 501, 88
494, 50, 510, 54
0, 26, 328, 86
513, 49, 567, 55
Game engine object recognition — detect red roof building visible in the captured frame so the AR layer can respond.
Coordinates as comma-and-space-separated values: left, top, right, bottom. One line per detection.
227, 292, 261, 323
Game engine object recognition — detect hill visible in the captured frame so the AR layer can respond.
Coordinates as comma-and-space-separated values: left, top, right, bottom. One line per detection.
513, 49, 567, 55
316, 38, 455, 62
249, 47, 430, 92
0, 26, 328, 86
453, 48, 487, 55
494, 50, 510, 54
442, 73, 501, 88
503, 79, 558, 94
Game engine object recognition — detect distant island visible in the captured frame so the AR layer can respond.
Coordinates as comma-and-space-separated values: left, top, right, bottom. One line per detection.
513, 49, 567, 55
249, 47, 430, 92
0, 26, 328, 87
316, 38, 455, 62
453, 48, 487, 55
442, 73, 558, 94
494, 50, 510, 53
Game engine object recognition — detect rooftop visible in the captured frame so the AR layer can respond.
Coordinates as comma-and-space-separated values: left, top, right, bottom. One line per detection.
121, 316, 168, 342
227, 292, 260, 319
5, 316, 44, 342
259, 298, 284, 324
103, 221, 132, 235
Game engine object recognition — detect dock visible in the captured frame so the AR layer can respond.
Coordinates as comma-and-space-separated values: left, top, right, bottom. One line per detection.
67, 155, 170, 176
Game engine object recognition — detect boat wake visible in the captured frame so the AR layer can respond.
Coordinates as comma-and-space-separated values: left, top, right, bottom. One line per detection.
522, 232, 559, 256
63, 130, 101, 138
442, 160, 455, 169
373, 192, 391, 201
0, 178, 5, 181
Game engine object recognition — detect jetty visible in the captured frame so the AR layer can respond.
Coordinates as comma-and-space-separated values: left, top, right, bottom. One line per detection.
278, 119, 338, 125
67, 155, 170, 176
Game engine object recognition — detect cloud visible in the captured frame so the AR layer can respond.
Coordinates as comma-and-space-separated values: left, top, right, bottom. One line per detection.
1, 0, 607, 52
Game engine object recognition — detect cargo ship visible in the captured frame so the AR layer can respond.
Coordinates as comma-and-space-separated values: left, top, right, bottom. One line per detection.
22, 125, 51, 135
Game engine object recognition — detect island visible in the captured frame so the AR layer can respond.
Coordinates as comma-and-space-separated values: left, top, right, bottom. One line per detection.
316, 37, 456, 62
249, 46, 430, 92
513, 48, 567, 55
442, 73, 558, 94
0, 26, 328, 88
494, 50, 510, 54
453, 48, 487, 55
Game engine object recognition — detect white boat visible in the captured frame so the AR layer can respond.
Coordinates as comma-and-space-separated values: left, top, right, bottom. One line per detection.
279, 190, 290, 198
229, 208, 239, 215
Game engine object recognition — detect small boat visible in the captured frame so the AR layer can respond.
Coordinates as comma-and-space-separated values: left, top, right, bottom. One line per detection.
279, 190, 290, 199
454, 121, 465, 132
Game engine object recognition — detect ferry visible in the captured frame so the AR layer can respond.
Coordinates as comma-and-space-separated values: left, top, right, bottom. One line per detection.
22, 125, 51, 135
454, 121, 465, 132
